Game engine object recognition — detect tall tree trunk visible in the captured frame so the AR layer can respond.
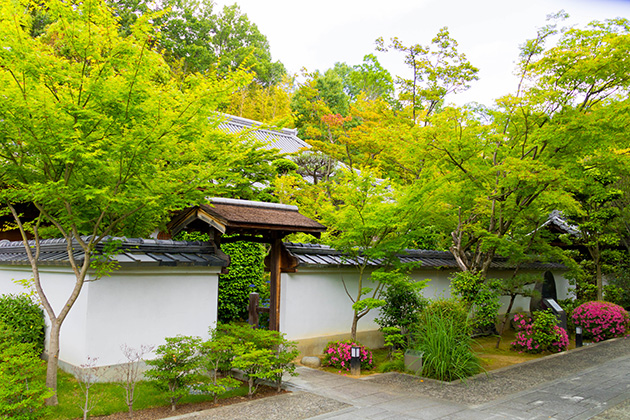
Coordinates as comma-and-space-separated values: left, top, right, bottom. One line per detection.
596, 259, 603, 301
45, 321, 61, 406
495, 295, 516, 349
351, 312, 359, 341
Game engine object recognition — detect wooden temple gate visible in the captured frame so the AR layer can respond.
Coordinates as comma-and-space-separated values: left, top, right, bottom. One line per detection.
165, 197, 326, 331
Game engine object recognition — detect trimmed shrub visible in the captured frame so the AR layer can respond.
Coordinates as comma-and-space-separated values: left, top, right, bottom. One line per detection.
414, 306, 481, 381
571, 301, 630, 342
0, 324, 52, 419
322, 340, 373, 372
450, 273, 500, 333
210, 323, 298, 393
375, 278, 427, 348
145, 335, 203, 411
0, 294, 46, 354
511, 311, 569, 354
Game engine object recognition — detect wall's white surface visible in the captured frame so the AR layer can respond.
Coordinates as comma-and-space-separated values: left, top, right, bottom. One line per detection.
0, 257, 572, 366
0, 266, 90, 366
280, 268, 381, 341
0, 264, 220, 368
280, 265, 572, 343
84, 267, 219, 367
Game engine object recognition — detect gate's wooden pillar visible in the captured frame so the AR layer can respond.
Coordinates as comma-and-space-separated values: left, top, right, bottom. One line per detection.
268, 235, 282, 331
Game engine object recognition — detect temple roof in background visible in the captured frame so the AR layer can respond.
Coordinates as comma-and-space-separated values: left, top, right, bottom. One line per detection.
214, 114, 309, 154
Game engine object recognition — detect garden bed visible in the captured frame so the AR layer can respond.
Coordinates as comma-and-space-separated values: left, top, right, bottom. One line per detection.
45, 370, 285, 420
313, 329, 583, 377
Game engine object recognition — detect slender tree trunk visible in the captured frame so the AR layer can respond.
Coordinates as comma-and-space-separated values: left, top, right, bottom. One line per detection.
495, 295, 516, 349
351, 312, 359, 341
45, 321, 62, 406
596, 259, 603, 301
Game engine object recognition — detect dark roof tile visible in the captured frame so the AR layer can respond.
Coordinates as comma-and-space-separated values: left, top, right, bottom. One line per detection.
0, 237, 228, 267
284, 242, 565, 271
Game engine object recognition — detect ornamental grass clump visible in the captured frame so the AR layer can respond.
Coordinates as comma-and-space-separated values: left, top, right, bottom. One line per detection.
511, 310, 569, 354
413, 299, 482, 382
571, 301, 630, 342
322, 340, 373, 372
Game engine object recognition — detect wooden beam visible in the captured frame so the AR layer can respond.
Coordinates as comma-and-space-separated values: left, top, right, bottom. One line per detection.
220, 235, 269, 244
268, 236, 282, 331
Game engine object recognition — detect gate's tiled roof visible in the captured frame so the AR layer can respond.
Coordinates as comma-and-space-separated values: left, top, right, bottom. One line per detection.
284, 243, 565, 270
0, 237, 229, 267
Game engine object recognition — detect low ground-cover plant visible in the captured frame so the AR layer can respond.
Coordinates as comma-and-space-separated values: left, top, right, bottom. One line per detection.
511, 310, 569, 354
413, 299, 482, 382
322, 340, 373, 372
571, 301, 630, 342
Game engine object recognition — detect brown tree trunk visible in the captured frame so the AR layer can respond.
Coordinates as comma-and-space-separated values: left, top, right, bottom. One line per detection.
351, 313, 359, 341
596, 259, 603, 301
495, 295, 516, 349
45, 320, 61, 406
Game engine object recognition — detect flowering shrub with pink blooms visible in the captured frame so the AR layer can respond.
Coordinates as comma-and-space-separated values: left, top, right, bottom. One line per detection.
571, 301, 630, 342
511, 310, 569, 354
322, 340, 373, 371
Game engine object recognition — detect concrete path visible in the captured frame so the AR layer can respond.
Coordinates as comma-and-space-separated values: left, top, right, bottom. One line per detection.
166, 337, 630, 420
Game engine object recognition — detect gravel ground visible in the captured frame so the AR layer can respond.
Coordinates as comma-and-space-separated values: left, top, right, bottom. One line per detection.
363, 336, 630, 405
592, 398, 630, 420
165, 392, 350, 420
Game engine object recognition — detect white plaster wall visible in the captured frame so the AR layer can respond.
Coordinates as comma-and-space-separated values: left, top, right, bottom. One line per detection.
84, 267, 219, 367
280, 266, 572, 344
280, 268, 381, 341
0, 264, 220, 369
0, 265, 90, 366
410, 267, 571, 314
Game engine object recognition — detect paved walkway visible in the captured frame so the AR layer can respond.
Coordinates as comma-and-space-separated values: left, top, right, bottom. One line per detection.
166, 337, 630, 420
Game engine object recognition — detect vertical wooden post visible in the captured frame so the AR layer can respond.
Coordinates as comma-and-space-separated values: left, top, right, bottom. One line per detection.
269, 237, 282, 331
248, 292, 260, 327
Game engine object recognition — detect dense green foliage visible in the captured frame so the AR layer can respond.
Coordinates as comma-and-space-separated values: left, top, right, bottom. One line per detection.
375, 279, 428, 348
211, 323, 298, 394
0, 324, 52, 419
0, 294, 46, 354
450, 273, 501, 334
218, 242, 268, 324
110, 0, 285, 84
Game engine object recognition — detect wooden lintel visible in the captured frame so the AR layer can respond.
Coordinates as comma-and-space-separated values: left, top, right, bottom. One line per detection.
220, 235, 268, 244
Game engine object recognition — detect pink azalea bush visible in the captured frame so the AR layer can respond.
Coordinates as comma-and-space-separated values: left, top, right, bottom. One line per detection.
322, 340, 373, 371
511, 310, 569, 354
572, 301, 630, 342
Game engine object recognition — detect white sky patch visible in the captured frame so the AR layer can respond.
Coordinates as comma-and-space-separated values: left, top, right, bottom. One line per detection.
213, 0, 630, 107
